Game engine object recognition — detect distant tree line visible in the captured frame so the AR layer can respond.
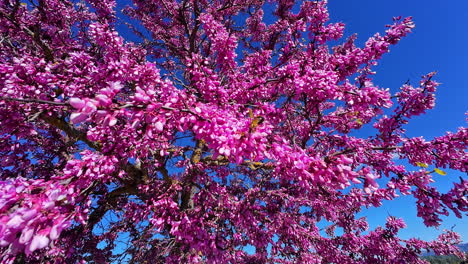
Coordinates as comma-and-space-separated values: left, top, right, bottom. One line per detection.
422, 254, 468, 264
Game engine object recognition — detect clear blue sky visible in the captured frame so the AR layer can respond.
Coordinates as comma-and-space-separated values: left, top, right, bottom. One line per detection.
327, 0, 468, 242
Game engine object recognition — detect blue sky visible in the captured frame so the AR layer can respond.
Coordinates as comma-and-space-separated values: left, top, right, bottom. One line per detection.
327, 0, 468, 242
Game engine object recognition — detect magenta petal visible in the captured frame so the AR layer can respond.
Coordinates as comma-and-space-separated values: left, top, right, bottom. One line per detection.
110, 81, 122, 91
70, 112, 88, 124
0, 239, 9, 247
21, 209, 37, 221
6, 215, 24, 229
43, 201, 55, 209
29, 235, 49, 252
49, 225, 61, 240
69, 98, 85, 109
95, 94, 111, 106
108, 116, 117, 127
19, 228, 34, 244
155, 121, 164, 132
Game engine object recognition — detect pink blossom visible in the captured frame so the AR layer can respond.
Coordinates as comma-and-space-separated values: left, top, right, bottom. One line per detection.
28, 235, 49, 253
69, 98, 85, 109
70, 112, 88, 124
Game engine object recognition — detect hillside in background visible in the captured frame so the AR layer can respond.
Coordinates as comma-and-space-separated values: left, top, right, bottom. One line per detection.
422, 254, 467, 264
458, 244, 468, 252
422, 243, 468, 263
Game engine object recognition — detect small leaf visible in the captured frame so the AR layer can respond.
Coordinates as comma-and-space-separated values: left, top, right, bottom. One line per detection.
250, 116, 264, 131
356, 119, 363, 125
415, 162, 428, 168
248, 108, 254, 119
434, 168, 447, 176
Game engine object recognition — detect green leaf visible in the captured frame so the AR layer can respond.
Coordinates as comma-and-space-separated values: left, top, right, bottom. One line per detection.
356, 119, 363, 125
434, 168, 447, 176
415, 162, 428, 168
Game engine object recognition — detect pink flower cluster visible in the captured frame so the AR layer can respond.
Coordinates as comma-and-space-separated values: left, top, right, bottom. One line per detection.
0, 178, 80, 257
69, 81, 123, 125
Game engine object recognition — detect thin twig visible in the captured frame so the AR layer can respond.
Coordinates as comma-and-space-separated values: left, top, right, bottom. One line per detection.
1, 96, 67, 106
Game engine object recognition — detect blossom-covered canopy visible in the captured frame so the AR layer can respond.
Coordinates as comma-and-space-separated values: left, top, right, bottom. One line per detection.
0, 0, 466, 263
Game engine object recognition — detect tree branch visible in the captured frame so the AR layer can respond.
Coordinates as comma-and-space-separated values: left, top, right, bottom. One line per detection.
329, 146, 399, 157
0, 9, 54, 61
40, 114, 101, 151
1, 96, 67, 106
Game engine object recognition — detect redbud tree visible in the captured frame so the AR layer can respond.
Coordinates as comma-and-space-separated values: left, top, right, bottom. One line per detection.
0, 0, 466, 263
